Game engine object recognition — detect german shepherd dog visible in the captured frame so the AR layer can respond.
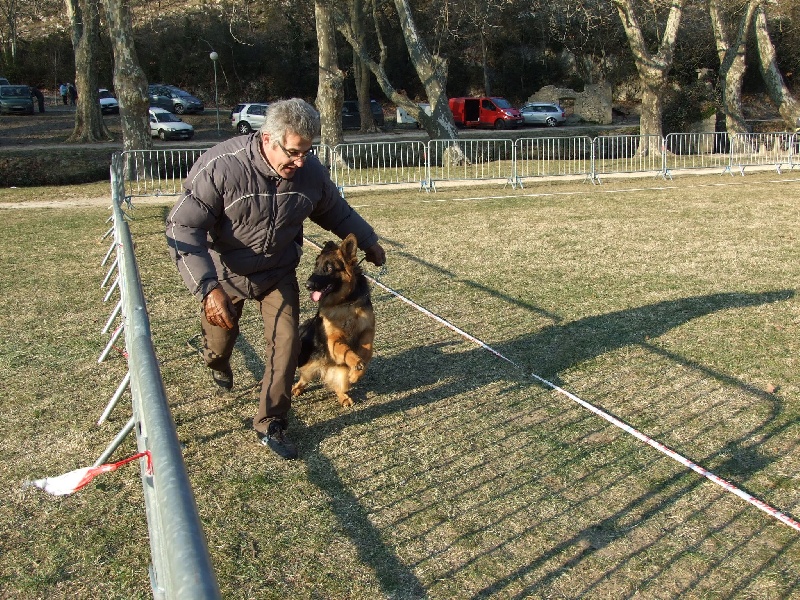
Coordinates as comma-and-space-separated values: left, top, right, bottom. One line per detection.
292, 234, 375, 407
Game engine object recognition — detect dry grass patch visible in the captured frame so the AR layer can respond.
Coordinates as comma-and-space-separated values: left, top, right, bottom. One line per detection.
1, 172, 799, 599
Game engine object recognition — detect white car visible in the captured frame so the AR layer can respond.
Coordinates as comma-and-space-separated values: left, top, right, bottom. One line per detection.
231, 102, 269, 134
98, 88, 119, 114
149, 107, 194, 141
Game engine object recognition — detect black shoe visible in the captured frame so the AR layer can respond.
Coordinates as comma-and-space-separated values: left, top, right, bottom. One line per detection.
211, 366, 233, 390
259, 421, 298, 460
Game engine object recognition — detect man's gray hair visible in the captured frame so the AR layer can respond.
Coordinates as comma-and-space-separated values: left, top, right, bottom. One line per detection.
260, 98, 320, 144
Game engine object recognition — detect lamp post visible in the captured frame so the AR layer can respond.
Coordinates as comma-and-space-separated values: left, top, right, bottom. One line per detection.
209, 51, 220, 135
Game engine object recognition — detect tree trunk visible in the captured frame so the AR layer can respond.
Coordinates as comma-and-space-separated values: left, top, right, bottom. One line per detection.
103, 0, 151, 153
65, 0, 111, 143
336, 0, 459, 140
481, 32, 491, 96
614, 0, 684, 150
315, 0, 345, 152
709, 0, 756, 135
753, 3, 800, 128
352, 0, 377, 133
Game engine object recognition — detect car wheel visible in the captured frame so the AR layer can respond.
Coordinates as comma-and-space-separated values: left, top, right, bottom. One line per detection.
174, 104, 185, 115
159, 129, 167, 140
494, 120, 505, 130
237, 121, 252, 135
546, 117, 557, 127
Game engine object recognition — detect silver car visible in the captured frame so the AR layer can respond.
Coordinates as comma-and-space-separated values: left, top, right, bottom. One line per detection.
231, 102, 269, 134
519, 102, 566, 127
148, 84, 204, 114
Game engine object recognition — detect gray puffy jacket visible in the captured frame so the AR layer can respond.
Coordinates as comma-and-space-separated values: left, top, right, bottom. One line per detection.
165, 134, 378, 301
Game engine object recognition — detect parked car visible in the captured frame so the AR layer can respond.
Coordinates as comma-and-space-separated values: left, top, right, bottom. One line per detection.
148, 84, 204, 114
0, 76, 9, 86
519, 102, 566, 127
448, 96, 522, 129
98, 88, 119, 114
149, 107, 194, 140
0, 85, 34, 115
396, 103, 432, 128
342, 100, 385, 129
231, 102, 269, 134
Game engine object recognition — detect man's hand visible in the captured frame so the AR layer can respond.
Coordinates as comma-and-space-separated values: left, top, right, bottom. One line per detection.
364, 243, 386, 267
203, 287, 237, 330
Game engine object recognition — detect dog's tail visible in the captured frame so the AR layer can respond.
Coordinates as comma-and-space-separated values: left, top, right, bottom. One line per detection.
296, 314, 319, 367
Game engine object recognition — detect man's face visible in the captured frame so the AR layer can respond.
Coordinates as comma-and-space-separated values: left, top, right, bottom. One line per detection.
261, 132, 313, 179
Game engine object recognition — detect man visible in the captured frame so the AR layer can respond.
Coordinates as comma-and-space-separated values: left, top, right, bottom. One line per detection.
166, 98, 385, 460
31, 84, 45, 113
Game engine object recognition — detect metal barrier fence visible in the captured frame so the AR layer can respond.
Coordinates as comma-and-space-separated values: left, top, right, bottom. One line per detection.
664, 132, 733, 175
592, 134, 665, 181
426, 138, 515, 189
330, 141, 427, 188
513, 135, 593, 183
118, 132, 799, 198
729, 132, 796, 174
98, 154, 221, 599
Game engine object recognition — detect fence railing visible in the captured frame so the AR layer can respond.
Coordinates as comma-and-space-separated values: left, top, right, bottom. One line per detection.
119, 131, 799, 198
97, 154, 221, 600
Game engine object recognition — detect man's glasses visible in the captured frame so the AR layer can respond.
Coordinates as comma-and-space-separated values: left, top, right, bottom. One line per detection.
276, 140, 313, 162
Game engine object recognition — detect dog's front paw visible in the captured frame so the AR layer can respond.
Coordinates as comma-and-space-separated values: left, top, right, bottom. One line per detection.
291, 382, 306, 397
338, 393, 354, 408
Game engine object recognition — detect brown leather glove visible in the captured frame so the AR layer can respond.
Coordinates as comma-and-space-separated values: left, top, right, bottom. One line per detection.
203, 287, 237, 330
364, 243, 386, 267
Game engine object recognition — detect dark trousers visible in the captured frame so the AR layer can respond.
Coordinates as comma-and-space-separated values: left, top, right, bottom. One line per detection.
201, 272, 301, 434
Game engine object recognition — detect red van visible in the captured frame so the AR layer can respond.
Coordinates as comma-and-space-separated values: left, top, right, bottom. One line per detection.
448, 96, 522, 129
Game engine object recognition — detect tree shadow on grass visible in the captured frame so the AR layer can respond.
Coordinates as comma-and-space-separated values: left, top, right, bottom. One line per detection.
292, 287, 795, 597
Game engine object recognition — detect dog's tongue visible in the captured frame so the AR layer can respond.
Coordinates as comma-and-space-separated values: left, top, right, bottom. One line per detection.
310, 291, 323, 302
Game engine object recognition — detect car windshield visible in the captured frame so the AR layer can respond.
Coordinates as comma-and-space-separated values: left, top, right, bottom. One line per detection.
155, 113, 181, 123
99, 90, 114, 99
1, 86, 28, 98
493, 98, 512, 109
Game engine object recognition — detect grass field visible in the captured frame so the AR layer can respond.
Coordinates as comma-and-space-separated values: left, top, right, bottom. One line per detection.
1, 172, 799, 599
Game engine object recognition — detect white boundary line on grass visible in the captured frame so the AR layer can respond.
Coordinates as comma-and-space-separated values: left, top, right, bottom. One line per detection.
337, 252, 800, 534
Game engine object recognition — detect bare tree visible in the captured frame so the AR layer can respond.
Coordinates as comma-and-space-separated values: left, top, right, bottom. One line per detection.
336, 0, 460, 140
709, 0, 756, 134
315, 0, 345, 148
351, 0, 378, 133
752, 1, 800, 128
103, 0, 151, 152
65, 0, 111, 142
0, 0, 18, 59
613, 0, 684, 149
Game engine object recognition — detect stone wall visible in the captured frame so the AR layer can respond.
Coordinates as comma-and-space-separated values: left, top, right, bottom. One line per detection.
527, 84, 613, 125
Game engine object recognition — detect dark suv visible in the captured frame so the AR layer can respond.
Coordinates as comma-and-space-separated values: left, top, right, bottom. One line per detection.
148, 84, 204, 114
342, 100, 384, 129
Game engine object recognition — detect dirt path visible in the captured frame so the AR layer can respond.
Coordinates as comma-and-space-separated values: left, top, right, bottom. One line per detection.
0, 195, 175, 209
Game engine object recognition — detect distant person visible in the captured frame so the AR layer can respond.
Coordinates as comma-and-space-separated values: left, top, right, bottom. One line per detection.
59, 83, 68, 105
68, 83, 77, 105
31, 85, 45, 113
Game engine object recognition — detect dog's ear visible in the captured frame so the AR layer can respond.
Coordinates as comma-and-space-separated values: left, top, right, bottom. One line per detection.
322, 241, 338, 252
340, 233, 358, 262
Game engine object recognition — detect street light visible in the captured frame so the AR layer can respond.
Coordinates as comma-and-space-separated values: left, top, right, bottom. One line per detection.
209, 51, 220, 135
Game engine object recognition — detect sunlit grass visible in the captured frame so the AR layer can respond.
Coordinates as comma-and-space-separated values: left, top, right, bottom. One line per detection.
1, 171, 799, 599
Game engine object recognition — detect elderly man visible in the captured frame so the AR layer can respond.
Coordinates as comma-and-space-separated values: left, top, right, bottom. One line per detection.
166, 98, 385, 460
